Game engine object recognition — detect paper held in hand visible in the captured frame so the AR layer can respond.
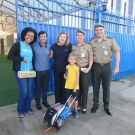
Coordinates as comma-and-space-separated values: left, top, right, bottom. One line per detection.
80, 68, 87, 72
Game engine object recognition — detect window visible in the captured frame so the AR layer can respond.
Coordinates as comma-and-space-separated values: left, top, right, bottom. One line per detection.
111, 0, 114, 11
128, 0, 133, 16
124, 2, 126, 17
116, 0, 121, 12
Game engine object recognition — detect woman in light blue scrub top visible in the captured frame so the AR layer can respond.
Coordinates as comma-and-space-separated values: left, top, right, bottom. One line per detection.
7, 27, 37, 118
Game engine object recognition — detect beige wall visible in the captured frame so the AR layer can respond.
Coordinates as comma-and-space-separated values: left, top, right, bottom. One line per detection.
5, 34, 14, 54
0, 39, 1, 53
0, 38, 5, 54
0, 34, 14, 54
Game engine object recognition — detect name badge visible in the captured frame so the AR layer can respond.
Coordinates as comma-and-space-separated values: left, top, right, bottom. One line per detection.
81, 51, 85, 57
81, 49, 86, 57
104, 50, 108, 55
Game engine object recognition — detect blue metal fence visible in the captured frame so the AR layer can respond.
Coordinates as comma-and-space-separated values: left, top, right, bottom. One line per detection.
16, 0, 135, 94
99, 10, 135, 80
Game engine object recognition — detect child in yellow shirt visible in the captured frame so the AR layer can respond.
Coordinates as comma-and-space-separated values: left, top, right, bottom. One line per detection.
64, 53, 79, 118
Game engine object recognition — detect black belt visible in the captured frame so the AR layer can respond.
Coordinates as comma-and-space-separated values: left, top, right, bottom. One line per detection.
36, 69, 49, 72
93, 62, 111, 66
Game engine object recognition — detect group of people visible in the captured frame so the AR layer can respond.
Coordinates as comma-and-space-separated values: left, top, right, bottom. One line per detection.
7, 23, 120, 119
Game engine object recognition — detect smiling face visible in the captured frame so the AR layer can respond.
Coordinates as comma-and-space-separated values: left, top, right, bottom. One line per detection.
24, 31, 34, 44
76, 32, 84, 43
68, 56, 76, 65
94, 27, 104, 38
39, 33, 47, 44
58, 34, 67, 45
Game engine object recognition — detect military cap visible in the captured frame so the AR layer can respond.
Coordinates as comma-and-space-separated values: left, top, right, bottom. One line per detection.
76, 28, 85, 35
94, 23, 104, 29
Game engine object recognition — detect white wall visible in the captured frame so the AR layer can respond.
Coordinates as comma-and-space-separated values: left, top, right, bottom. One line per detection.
107, 0, 112, 12
132, 0, 135, 18
106, 0, 135, 18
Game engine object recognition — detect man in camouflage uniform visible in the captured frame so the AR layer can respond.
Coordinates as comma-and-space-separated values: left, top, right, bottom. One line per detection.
90, 24, 120, 116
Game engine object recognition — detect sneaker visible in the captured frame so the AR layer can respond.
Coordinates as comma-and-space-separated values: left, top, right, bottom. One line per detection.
73, 110, 78, 118
68, 111, 72, 115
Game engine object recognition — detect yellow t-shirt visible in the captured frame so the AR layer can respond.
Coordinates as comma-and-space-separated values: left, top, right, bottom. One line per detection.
65, 64, 79, 90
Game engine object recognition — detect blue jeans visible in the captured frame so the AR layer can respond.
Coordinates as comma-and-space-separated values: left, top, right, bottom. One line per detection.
35, 70, 50, 106
14, 72, 33, 114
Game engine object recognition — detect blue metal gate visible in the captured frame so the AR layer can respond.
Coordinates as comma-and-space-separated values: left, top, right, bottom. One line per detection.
100, 11, 135, 80
16, 0, 135, 94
